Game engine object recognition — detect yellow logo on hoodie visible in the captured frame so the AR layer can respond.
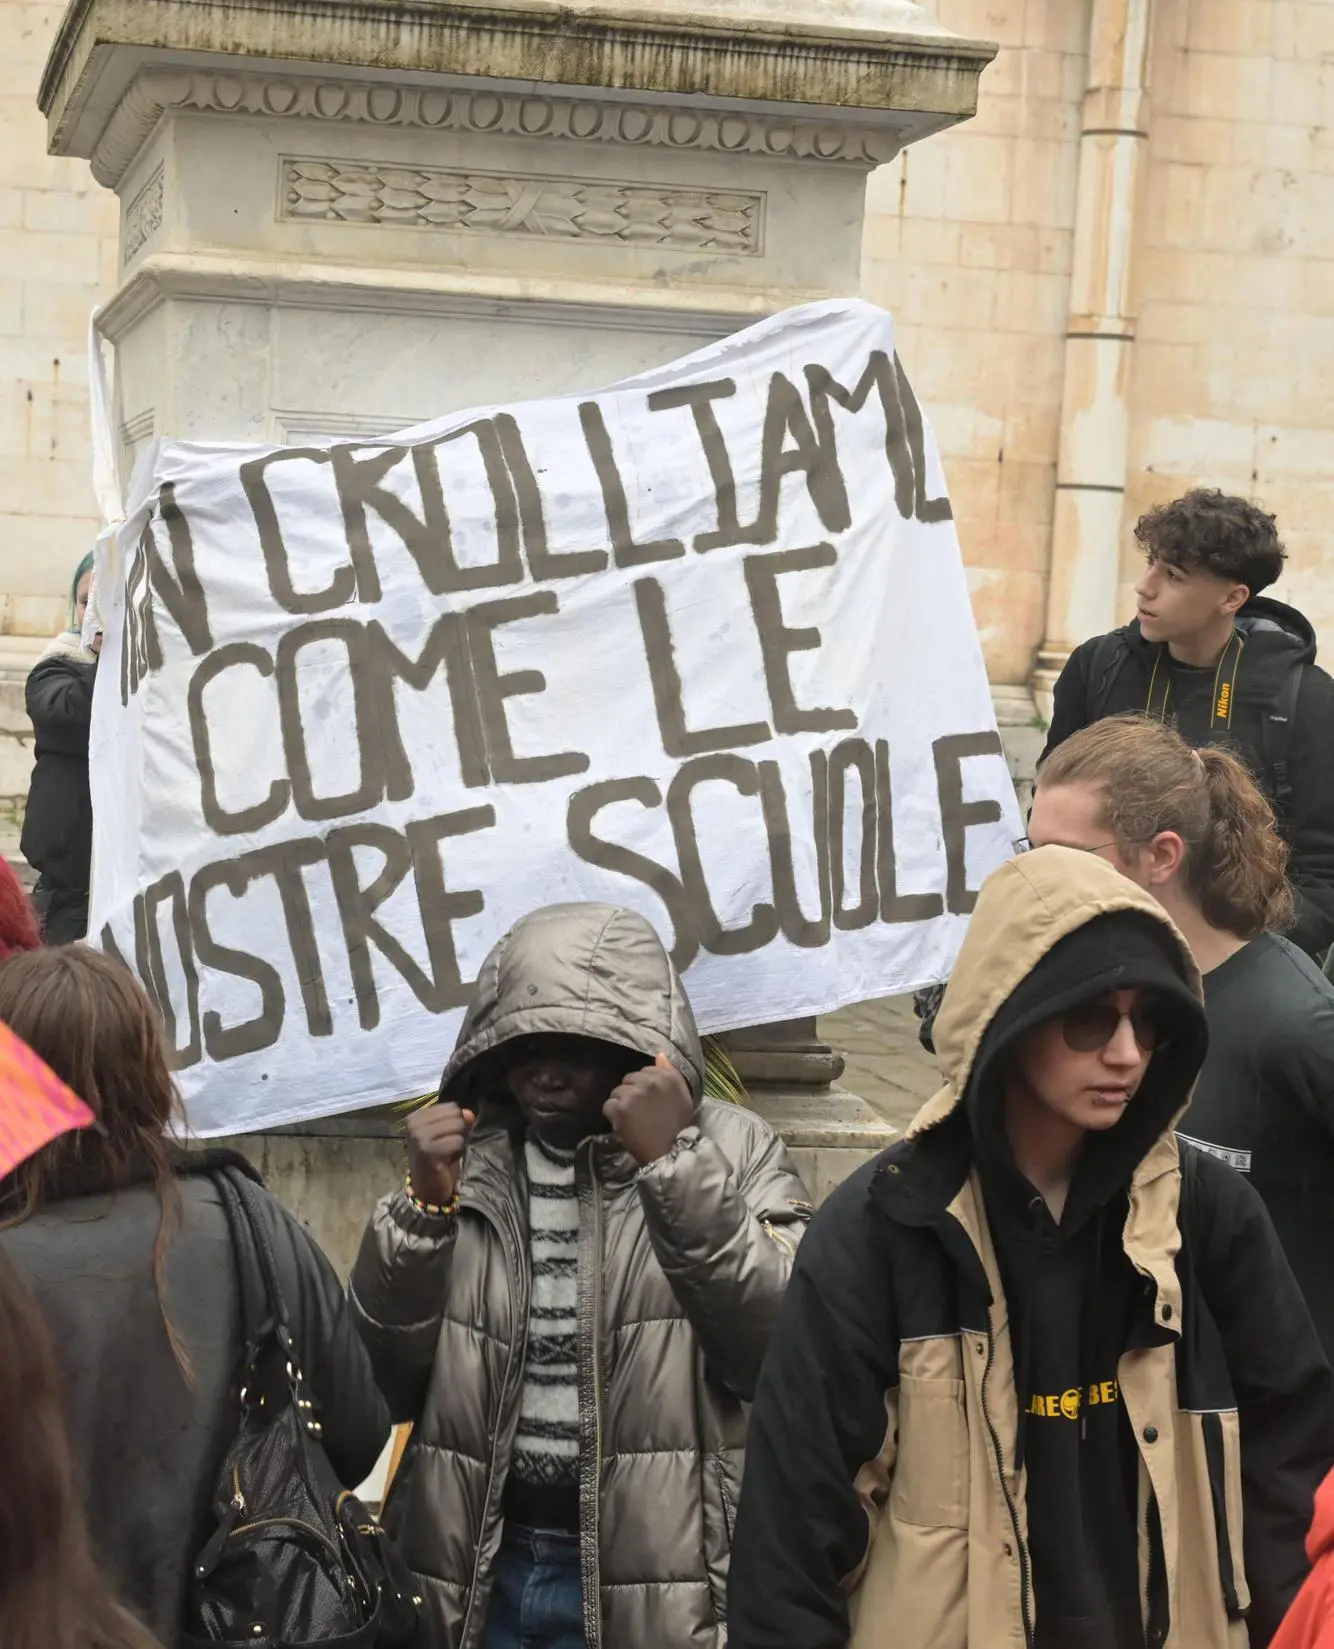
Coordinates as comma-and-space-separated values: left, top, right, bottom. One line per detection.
1027, 1378, 1120, 1420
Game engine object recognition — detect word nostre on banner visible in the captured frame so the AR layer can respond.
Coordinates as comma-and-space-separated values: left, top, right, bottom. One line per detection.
90, 299, 1022, 1137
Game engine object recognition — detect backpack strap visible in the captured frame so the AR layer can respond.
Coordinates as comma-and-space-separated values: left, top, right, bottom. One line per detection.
1087, 631, 1132, 723
1260, 661, 1303, 825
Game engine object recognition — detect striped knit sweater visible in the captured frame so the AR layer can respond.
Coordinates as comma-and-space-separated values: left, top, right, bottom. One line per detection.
510, 1136, 581, 1497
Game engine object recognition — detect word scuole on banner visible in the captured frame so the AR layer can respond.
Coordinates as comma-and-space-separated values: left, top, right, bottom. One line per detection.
92, 299, 1022, 1136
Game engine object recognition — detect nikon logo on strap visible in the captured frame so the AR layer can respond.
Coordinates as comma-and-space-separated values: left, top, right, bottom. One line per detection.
1144, 628, 1244, 735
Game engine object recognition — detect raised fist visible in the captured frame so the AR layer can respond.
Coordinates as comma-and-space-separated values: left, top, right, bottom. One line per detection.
405, 1102, 474, 1206
604, 1053, 693, 1167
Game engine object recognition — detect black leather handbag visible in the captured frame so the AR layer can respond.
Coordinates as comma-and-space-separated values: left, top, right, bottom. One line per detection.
184, 1167, 419, 1649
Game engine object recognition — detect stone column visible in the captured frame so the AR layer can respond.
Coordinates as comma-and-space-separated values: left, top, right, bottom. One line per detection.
1032, 0, 1155, 720
41, 0, 996, 1218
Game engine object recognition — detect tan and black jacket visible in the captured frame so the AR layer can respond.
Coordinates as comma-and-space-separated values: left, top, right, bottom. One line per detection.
729, 847, 1334, 1649
349, 903, 810, 1649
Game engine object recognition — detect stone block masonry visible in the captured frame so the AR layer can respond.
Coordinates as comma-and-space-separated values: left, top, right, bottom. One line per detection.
862, 0, 1334, 710
0, 6, 119, 801
0, 6, 115, 641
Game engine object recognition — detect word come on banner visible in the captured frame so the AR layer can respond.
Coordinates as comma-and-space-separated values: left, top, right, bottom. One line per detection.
91, 298, 1023, 1136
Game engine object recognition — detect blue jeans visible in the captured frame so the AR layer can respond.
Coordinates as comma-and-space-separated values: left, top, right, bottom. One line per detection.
481, 1524, 586, 1649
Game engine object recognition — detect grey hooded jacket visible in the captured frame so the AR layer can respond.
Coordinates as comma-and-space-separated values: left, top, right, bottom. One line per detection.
349, 903, 811, 1648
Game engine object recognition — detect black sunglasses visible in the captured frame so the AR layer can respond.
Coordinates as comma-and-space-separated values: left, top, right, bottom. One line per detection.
1060, 999, 1166, 1055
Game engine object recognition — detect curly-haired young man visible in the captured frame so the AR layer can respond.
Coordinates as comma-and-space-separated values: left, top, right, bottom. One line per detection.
1042, 488, 1334, 958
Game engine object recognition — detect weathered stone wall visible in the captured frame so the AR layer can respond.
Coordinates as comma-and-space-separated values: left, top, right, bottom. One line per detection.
862, 0, 1087, 690
1, 4, 114, 621
862, 0, 1334, 689
0, 2, 118, 796
1123, 3, 1334, 642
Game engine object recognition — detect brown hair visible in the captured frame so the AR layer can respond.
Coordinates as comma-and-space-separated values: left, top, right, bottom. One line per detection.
0, 947, 190, 1376
1135, 488, 1285, 595
1037, 715, 1294, 940
0, 1250, 162, 1649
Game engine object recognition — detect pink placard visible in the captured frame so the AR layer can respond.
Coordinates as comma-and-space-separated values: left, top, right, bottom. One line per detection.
0, 1019, 95, 1180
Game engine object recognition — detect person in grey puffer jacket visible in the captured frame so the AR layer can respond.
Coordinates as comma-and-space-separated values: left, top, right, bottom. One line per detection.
350, 902, 811, 1649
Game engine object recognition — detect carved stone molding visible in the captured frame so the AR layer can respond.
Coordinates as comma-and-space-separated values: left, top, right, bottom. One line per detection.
122, 164, 164, 263
95, 249, 777, 346
275, 409, 420, 445
726, 1019, 847, 1089
93, 68, 905, 188
280, 157, 764, 255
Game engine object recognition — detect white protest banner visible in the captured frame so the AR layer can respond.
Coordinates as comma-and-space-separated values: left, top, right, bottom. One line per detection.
90, 298, 1022, 1137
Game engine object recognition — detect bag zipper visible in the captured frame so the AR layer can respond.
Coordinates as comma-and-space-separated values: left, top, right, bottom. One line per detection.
225, 1514, 346, 1569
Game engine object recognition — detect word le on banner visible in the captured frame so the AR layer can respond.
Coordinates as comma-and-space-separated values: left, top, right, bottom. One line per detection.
90, 299, 1022, 1135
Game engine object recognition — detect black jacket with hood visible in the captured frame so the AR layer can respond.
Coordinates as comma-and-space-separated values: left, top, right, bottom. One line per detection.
728, 846, 1334, 1649
1041, 598, 1334, 957
22, 552, 97, 899
0, 1148, 391, 1646
22, 646, 96, 898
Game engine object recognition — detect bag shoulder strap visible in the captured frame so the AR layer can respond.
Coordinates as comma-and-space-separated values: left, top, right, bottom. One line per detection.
211, 1167, 273, 1350
215, 1166, 325, 1437
1260, 659, 1303, 823
220, 1166, 294, 1333
1087, 631, 1131, 722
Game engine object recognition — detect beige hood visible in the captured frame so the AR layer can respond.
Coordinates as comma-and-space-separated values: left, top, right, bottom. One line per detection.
913, 845, 1204, 1141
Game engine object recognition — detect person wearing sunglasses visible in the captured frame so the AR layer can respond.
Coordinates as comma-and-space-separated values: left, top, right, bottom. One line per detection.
728, 844, 1334, 1649
1031, 714, 1334, 1369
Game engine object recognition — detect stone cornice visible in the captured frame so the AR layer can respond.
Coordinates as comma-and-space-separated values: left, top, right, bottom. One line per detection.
89, 67, 932, 188
43, 0, 996, 172
95, 247, 819, 342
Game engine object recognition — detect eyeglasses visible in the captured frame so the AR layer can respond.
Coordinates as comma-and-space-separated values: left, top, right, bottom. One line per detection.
1014, 836, 1125, 856
1061, 1001, 1165, 1054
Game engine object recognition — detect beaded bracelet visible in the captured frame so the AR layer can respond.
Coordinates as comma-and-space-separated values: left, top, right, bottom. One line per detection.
404, 1174, 460, 1219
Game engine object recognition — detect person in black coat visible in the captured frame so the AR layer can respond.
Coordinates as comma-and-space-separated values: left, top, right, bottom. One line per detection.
0, 945, 391, 1646
1041, 490, 1334, 958
0, 1249, 164, 1649
1032, 713, 1334, 1365
22, 550, 97, 944
728, 848, 1334, 1649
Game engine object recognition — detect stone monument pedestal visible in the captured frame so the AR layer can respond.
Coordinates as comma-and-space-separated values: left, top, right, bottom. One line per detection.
42, 0, 995, 1230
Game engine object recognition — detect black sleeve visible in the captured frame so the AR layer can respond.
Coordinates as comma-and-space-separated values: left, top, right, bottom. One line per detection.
25, 655, 96, 756
1191, 1152, 1334, 1646
1281, 666, 1334, 958
727, 1165, 900, 1649
1270, 950, 1334, 1133
262, 1191, 393, 1490
1039, 639, 1096, 764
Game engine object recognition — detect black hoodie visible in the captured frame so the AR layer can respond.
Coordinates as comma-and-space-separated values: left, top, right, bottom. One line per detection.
967, 915, 1209, 1649
729, 848, 1334, 1649
1042, 596, 1334, 957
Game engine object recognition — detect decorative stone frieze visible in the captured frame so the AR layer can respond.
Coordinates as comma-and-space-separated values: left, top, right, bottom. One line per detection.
280, 157, 765, 254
